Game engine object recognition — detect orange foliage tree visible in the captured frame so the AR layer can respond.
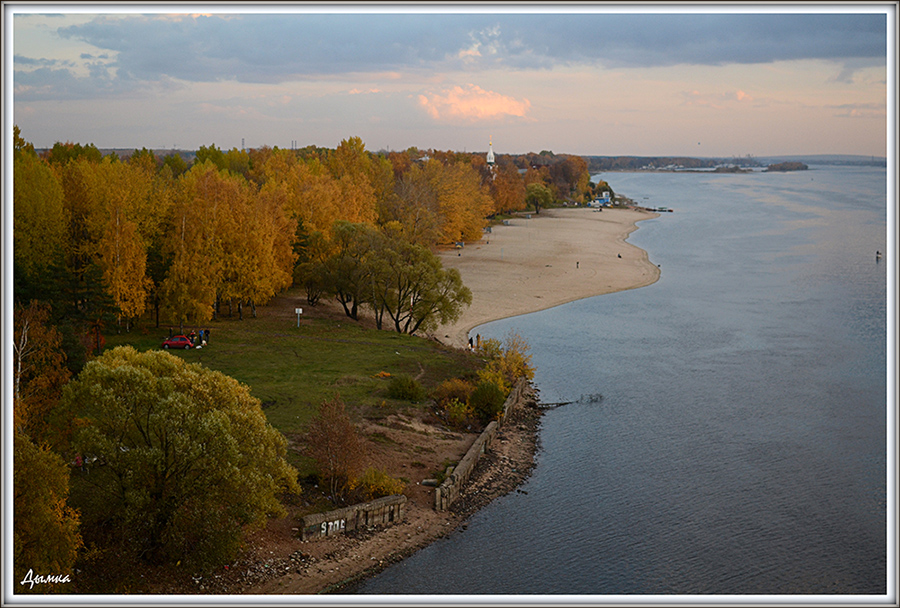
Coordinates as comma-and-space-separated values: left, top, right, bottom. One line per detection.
306, 396, 365, 500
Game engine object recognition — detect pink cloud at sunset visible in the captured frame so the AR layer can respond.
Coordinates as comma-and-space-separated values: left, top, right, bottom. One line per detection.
682, 89, 757, 110
418, 84, 532, 122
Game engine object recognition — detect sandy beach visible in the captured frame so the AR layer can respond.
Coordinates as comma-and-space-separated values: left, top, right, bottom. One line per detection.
437, 206, 661, 348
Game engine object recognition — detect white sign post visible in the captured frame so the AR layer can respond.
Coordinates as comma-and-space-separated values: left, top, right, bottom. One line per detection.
295, 307, 303, 328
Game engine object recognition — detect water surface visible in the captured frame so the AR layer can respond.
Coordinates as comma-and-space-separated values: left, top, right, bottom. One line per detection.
356, 166, 890, 597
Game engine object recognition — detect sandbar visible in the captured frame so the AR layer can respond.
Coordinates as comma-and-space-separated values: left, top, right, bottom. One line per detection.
437, 206, 661, 348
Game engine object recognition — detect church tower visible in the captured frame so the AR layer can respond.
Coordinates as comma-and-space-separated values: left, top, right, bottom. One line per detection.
486, 136, 495, 167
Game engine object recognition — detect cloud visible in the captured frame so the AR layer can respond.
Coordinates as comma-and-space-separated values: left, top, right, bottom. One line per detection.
681, 89, 758, 110
829, 102, 886, 119
20, 12, 884, 88
418, 83, 531, 121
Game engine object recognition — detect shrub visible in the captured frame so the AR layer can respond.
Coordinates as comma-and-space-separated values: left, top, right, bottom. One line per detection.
469, 380, 507, 424
444, 398, 473, 429
387, 374, 426, 402
431, 377, 475, 407
476, 331, 534, 390
351, 467, 406, 501
476, 366, 509, 394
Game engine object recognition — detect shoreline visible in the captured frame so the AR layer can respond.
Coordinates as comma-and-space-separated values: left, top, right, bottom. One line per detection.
228, 385, 544, 596
435, 206, 661, 348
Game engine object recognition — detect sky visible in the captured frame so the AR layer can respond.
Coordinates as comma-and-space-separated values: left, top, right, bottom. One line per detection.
5, 3, 895, 158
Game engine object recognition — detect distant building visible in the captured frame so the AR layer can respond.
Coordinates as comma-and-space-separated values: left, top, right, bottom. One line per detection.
486, 137, 496, 180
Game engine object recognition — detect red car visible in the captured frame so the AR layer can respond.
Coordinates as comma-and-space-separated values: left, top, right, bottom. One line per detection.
162, 335, 193, 349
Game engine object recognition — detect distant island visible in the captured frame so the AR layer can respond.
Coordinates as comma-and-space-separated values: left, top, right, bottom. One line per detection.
584, 154, 884, 172
765, 161, 809, 172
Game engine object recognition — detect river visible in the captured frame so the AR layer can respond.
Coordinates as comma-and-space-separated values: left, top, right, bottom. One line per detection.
354, 165, 891, 600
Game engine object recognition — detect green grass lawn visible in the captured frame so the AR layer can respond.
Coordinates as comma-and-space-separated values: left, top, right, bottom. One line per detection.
103, 292, 481, 436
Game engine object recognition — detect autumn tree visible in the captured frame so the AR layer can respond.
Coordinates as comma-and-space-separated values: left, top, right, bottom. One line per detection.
306, 396, 365, 500
490, 163, 527, 215
325, 136, 378, 225
57, 347, 300, 571
476, 330, 535, 392
14, 433, 83, 592
128, 147, 159, 173
592, 179, 615, 201
67, 156, 157, 328
422, 158, 493, 244
260, 150, 341, 235
14, 132, 67, 299
160, 161, 229, 329
549, 155, 591, 202
224, 147, 251, 179
382, 163, 442, 246
13, 301, 72, 444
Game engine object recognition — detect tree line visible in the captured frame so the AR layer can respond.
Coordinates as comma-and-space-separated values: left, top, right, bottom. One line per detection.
15, 128, 606, 352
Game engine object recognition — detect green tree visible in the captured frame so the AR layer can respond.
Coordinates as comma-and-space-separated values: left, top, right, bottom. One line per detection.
162, 152, 188, 177
46, 141, 102, 166
57, 347, 299, 570
319, 221, 381, 320
374, 237, 472, 335
195, 143, 227, 170
469, 380, 507, 425
525, 182, 554, 215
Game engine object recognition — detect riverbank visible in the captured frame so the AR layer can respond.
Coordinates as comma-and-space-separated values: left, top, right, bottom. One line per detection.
147, 204, 660, 597
204, 384, 543, 596
436, 206, 661, 348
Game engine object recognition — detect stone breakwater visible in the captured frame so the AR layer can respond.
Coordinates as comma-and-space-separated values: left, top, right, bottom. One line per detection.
435, 379, 529, 511
300, 495, 407, 541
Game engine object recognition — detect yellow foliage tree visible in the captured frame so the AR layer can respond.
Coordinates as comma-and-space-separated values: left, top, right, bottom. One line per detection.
13, 147, 66, 284
423, 159, 493, 244
326, 136, 378, 225
98, 209, 152, 326
14, 433, 83, 592
161, 162, 227, 329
